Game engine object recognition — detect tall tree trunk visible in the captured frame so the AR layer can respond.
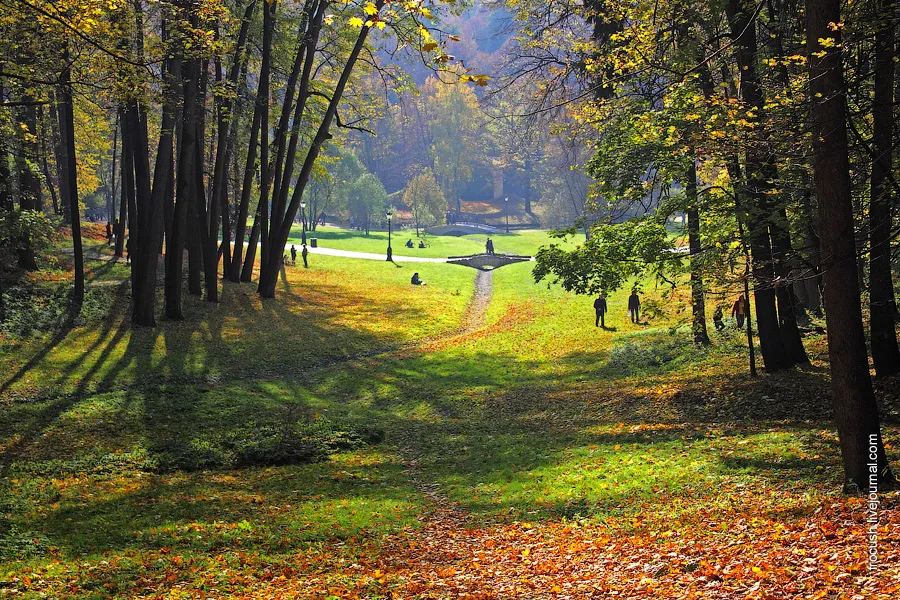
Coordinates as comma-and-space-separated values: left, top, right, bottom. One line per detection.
49, 97, 68, 221
115, 106, 130, 258
38, 107, 59, 215
269, 0, 319, 241
14, 99, 40, 270
725, 0, 788, 372
230, 104, 261, 281
59, 47, 84, 306
256, 0, 275, 280
257, 3, 386, 298
241, 208, 261, 282
108, 113, 119, 223
0, 88, 11, 212
126, 0, 163, 326
167, 50, 199, 318
770, 210, 809, 364
209, 0, 255, 290
807, 0, 896, 491
869, 0, 900, 377
686, 159, 709, 345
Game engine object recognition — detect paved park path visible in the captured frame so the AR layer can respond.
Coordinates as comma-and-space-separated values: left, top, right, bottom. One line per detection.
302, 245, 450, 263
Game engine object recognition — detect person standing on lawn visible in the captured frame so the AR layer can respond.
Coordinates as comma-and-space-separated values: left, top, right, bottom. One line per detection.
628, 289, 641, 323
594, 293, 608, 328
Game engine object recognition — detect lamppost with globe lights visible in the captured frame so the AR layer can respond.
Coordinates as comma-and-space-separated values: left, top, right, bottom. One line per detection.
386, 209, 393, 261
300, 200, 307, 246
505, 196, 509, 233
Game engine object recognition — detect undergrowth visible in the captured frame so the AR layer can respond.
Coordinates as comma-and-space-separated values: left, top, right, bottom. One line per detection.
0, 284, 118, 339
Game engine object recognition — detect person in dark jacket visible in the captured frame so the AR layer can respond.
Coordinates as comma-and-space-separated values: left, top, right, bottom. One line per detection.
411, 272, 426, 286
594, 293, 608, 328
713, 305, 725, 331
301, 244, 309, 268
290, 245, 297, 265
628, 289, 640, 323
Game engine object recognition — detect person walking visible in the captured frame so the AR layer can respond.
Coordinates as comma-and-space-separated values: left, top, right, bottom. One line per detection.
628, 289, 641, 323
713, 306, 725, 331
290, 245, 297, 266
731, 294, 747, 328
301, 244, 309, 268
594, 293, 608, 328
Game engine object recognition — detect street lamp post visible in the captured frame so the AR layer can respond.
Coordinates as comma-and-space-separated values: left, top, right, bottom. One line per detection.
300, 200, 307, 246
505, 196, 509, 233
386, 209, 393, 261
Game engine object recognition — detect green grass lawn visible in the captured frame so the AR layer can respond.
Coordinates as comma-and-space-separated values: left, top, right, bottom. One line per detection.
287, 225, 584, 258
1, 238, 897, 598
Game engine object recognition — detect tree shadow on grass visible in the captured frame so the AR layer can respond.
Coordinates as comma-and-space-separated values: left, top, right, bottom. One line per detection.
289, 345, 848, 521
31, 451, 422, 558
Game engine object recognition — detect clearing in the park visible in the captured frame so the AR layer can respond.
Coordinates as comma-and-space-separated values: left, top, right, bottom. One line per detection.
1, 229, 897, 598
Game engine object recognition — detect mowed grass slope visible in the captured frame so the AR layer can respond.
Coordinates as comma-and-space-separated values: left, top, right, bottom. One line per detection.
1, 229, 898, 598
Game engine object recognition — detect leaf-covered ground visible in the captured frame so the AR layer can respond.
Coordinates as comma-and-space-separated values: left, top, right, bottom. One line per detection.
1, 236, 898, 598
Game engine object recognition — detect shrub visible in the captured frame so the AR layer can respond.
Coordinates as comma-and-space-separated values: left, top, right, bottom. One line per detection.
0, 284, 117, 338
152, 417, 384, 473
606, 327, 698, 375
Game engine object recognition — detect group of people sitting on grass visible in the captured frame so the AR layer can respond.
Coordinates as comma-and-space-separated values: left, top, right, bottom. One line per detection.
405, 239, 427, 249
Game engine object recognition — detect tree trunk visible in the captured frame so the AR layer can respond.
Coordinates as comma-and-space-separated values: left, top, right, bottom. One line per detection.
0, 93, 11, 212
807, 0, 896, 492
257, 1, 387, 298
241, 208, 261, 282
869, 0, 900, 377
38, 107, 59, 215
59, 48, 84, 306
49, 97, 68, 222
109, 113, 119, 223
14, 98, 40, 270
256, 0, 275, 280
115, 106, 130, 259
256, 21, 368, 294
770, 210, 809, 364
167, 50, 199, 318
686, 160, 709, 345
725, 0, 788, 372
210, 0, 256, 289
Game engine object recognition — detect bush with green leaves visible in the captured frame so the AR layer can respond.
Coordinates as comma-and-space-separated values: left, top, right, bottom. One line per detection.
152, 416, 385, 473
0, 208, 56, 264
0, 284, 117, 338
605, 327, 698, 375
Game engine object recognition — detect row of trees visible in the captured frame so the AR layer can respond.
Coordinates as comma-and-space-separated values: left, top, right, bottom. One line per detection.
515, 0, 897, 491
1, 0, 467, 323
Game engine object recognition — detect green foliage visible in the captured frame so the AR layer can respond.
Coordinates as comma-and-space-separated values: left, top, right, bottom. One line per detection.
152, 416, 385, 473
605, 328, 696, 375
347, 173, 388, 233
403, 167, 446, 231
1, 284, 106, 337
0, 521, 49, 561
0, 208, 56, 263
0, 284, 116, 338
533, 218, 675, 295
